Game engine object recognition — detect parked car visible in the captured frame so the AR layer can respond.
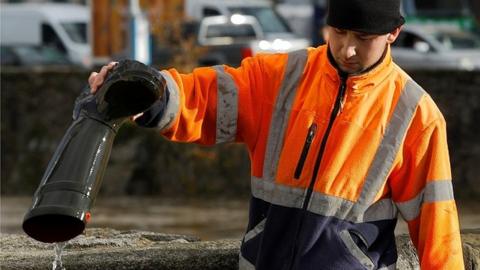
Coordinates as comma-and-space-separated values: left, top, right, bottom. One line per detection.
392, 25, 480, 70
1, 45, 71, 66
186, 0, 294, 39
196, 15, 309, 66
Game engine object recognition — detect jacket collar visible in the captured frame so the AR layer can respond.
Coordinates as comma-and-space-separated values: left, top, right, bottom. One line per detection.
324, 44, 394, 93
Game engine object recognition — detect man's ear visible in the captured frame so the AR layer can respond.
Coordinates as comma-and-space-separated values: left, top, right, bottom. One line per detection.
386, 26, 402, 44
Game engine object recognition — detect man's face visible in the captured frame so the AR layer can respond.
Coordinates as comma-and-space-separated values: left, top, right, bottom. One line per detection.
326, 26, 400, 74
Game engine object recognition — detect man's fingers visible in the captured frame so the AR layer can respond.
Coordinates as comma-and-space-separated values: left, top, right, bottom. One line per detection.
88, 72, 99, 92
89, 62, 119, 93
93, 75, 105, 91
93, 66, 110, 91
108, 61, 118, 68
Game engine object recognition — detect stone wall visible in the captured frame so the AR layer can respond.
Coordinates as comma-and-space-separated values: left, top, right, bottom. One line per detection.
1, 67, 479, 199
1, 67, 251, 197
411, 70, 480, 199
1, 228, 479, 269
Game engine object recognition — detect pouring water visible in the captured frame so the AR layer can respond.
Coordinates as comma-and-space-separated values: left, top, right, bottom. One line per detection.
52, 242, 67, 270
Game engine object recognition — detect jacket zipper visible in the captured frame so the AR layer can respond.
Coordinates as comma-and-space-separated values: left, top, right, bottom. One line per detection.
288, 74, 348, 269
294, 123, 317, 179
303, 75, 347, 209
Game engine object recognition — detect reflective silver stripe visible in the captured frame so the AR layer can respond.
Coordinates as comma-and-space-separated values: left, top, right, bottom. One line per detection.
262, 50, 308, 181
355, 80, 425, 211
309, 193, 397, 222
424, 179, 454, 202
307, 192, 355, 220
339, 230, 375, 270
251, 176, 305, 209
214, 65, 239, 143
239, 253, 255, 270
363, 199, 398, 222
396, 180, 454, 221
157, 71, 181, 131
253, 176, 397, 222
244, 218, 266, 243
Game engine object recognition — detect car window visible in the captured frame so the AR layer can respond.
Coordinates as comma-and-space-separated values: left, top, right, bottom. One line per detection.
228, 7, 291, 34
203, 7, 221, 17
392, 32, 428, 49
433, 32, 480, 49
42, 24, 67, 53
39, 46, 71, 64
206, 24, 257, 39
1, 45, 70, 66
61, 22, 88, 44
12, 46, 47, 65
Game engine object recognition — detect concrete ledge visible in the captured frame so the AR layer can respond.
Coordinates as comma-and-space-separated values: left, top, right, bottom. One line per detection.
1, 228, 239, 270
1, 228, 478, 269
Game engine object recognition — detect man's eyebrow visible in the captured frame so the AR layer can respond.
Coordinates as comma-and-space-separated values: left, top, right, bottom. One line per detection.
355, 31, 371, 35
355, 31, 376, 37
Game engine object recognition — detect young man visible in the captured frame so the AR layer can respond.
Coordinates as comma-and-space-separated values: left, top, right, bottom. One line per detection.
89, 0, 464, 268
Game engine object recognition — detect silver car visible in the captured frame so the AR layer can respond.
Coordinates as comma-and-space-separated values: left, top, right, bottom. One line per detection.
197, 15, 309, 67
392, 24, 480, 71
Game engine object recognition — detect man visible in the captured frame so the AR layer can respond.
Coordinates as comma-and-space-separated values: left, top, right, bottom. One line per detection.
89, 0, 464, 268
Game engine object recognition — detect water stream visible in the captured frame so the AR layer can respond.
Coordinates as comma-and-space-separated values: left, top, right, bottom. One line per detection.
52, 242, 67, 270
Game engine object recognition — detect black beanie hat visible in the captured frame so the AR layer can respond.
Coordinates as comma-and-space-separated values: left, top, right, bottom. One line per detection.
326, 0, 405, 34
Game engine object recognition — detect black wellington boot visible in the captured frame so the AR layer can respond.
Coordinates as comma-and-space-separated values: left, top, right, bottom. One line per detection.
23, 60, 165, 243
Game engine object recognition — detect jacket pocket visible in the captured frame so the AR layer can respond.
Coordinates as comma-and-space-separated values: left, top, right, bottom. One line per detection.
243, 218, 266, 244
276, 110, 317, 183
339, 229, 375, 270
240, 218, 267, 267
294, 123, 317, 179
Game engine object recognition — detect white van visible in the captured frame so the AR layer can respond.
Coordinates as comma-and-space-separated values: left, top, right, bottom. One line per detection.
0, 3, 91, 67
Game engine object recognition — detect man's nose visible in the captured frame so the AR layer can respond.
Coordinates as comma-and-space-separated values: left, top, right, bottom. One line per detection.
345, 45, 356, 58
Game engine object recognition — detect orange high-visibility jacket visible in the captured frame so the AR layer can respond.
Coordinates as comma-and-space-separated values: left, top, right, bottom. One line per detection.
154, 45, 464, 269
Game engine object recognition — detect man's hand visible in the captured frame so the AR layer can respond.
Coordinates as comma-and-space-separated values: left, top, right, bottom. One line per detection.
72, 62, 117, 120
88, 62, 118, 93
88, 61, 169, 125
88, 62, 144, 120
